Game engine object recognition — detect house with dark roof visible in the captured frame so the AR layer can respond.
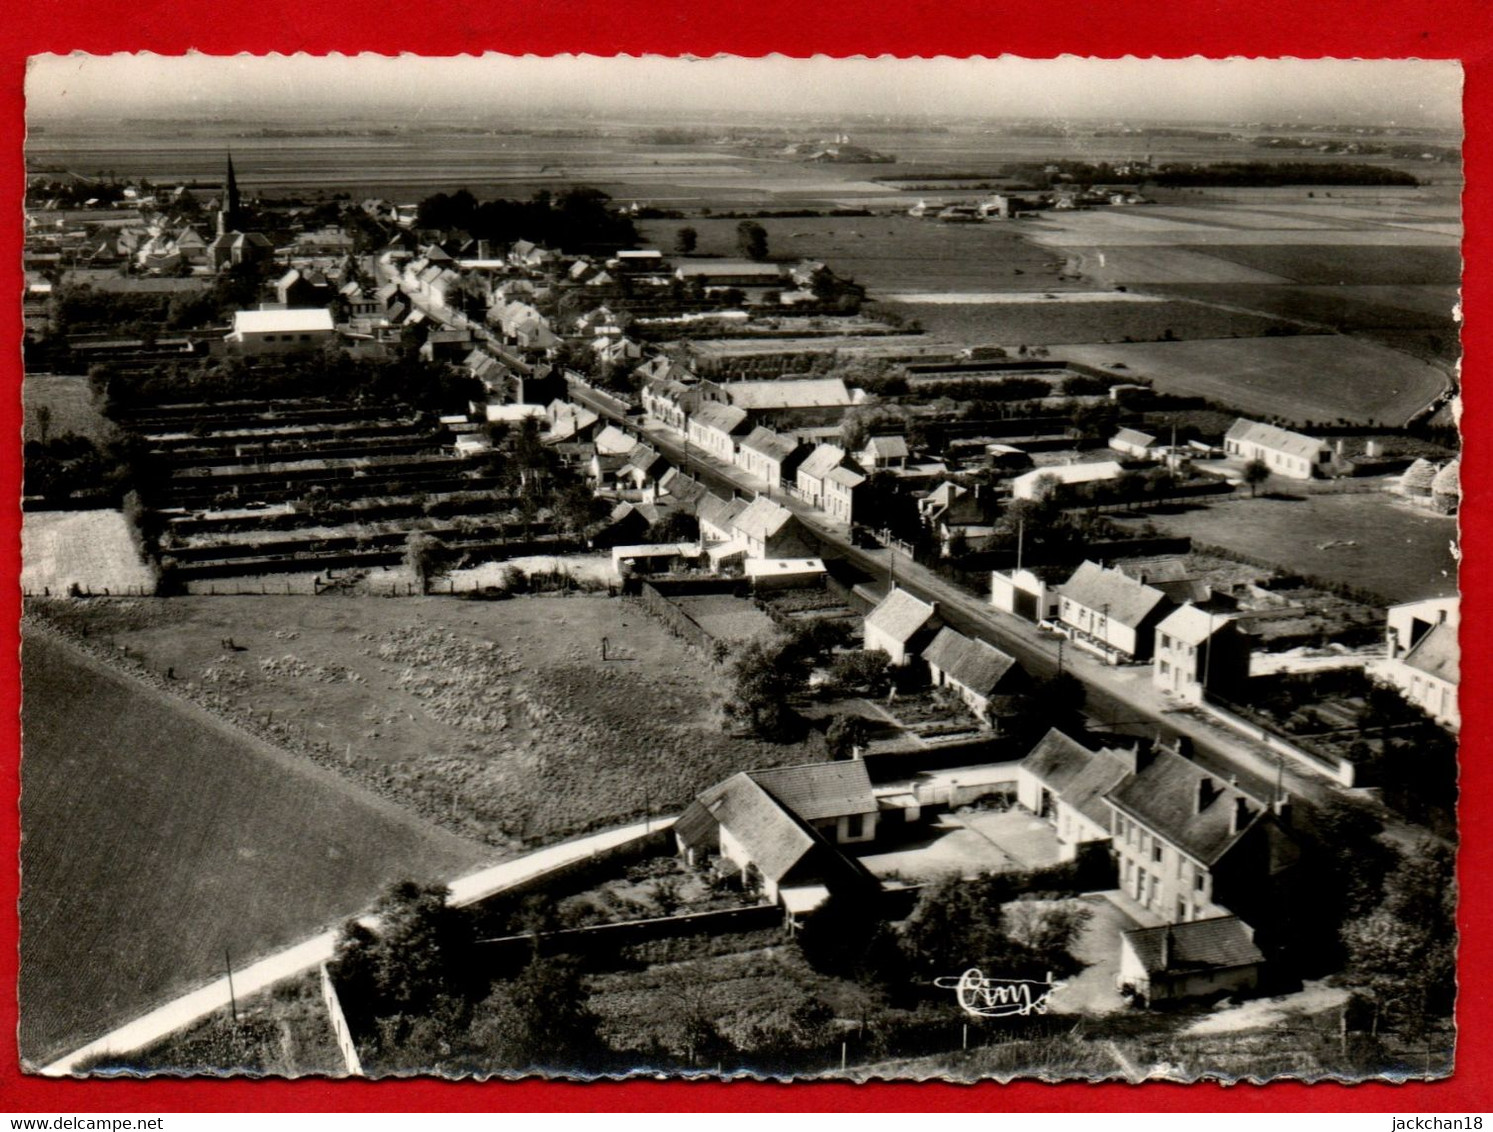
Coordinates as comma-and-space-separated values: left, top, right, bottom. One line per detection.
687, 401, 750, 464
1373, 596, 1459, 730
1118, 916, 1266, 1006
1103, 748, 1298, 929
1224, 419, 1332, 481
674, 761, 881, 912
1055, 560, 1177, 663
1016, 729, 1135, 862
736, 426, 808, 492
922, 627, 1024, 723
731, 496, 816, 560
863, 588, 941, 667
696, 493, 749, 543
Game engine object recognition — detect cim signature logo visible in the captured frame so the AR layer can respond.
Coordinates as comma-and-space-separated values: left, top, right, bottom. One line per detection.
933, 969, 1064, 1018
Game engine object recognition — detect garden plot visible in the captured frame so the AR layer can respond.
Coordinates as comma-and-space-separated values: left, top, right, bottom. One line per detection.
22, 510, 156, 596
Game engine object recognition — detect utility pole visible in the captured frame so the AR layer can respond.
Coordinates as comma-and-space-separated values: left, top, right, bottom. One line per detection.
225, 948, 239, 1023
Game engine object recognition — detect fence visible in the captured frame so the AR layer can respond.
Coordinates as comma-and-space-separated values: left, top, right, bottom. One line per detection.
319, 963, 364, 1077
475, 903, 784, 966
632, 581, 715, 652
1200, 697, 1356, 787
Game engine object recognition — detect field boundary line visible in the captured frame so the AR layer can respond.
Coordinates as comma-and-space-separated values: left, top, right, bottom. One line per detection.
36, 816, 671, 1076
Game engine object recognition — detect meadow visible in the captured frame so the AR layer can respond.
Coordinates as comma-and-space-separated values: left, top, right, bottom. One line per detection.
19, 625, 489, 1065
1113, 492, 1458, 603
23, 374, 118, 445
1058, 335, 1449, 426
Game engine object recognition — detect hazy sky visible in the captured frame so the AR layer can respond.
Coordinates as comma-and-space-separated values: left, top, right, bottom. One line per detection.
26, 54, 1463, 127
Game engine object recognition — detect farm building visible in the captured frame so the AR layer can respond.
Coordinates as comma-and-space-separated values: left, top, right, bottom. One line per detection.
1152, 605, 1251, 706
673, 761, 881, 913
921, 627, 1023, 724
1118, 917, 1265, 1007
1055, 560, 1176, 664
1016, 729, 1135, 863
1109, 427, 1160, 461
1372, 596, 1459, 731
224, 308, 336, 355
1223, 419, 1332, 481
863, 588, 941, 667
1011, 461, 1124, 502
704, 378, 856, 429
676, 260, 788, 290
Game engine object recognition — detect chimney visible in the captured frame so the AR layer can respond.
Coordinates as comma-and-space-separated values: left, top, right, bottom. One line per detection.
1229, 795, 1252, 835
1195, 776, 1217, 814
1272, 793, 1292, 827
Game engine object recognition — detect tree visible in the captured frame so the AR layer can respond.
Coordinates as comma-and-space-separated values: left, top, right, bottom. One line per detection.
825, 712, 871, 760
404, 530, 449, 594
1002, 898, 1092, 956
465, 957, 602, 1072
1243, 458, 1270, 497
830, 651, 891, 697
724, 635, 812, 741
736, 220, 769, 261
674, 226, 698, 255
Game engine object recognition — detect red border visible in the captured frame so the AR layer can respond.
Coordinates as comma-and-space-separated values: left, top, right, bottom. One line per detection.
3, 1, 1490, 1113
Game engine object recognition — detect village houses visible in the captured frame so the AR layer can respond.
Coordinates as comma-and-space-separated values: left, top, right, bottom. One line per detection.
1224, 419, 1333, 481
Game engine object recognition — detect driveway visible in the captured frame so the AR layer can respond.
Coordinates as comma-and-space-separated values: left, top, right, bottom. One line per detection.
856, 815, 1014, 882
1046, 894, 1139, 1017
958, 808, 1064, 870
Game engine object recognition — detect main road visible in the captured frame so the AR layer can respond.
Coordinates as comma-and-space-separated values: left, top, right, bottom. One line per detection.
600, 399, 1338, 808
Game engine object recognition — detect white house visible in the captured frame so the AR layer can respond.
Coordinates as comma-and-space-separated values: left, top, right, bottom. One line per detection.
1223, 419, 1332, 481
1016, 729, 1135, 863
687, 402, 749, 464
1372, 596, 1459, 730
1152, 604, 1251, 706
225, 308, 336, 355
1118, 917, 1265, 1007
990, 566, 1064, 624
863, 588, 941, 667
1010, 461, 1124, 502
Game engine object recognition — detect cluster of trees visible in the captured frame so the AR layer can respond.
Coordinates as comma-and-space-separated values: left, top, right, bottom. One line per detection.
23, 431, 140, 507
414, 187, 638, 252
723, 618, 857, 741
1152, 162, 1420, 188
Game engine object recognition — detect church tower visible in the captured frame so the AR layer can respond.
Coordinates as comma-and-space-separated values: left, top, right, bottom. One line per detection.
218, 152, 243, 236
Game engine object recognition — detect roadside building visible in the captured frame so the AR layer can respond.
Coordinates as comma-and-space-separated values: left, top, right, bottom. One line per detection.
862, 588, 941, 667
1152, 604, 1251, 706
795, 444, 853, 510
731, 495, 816, 560
1118, 917, 1266, 1007
823, 464, 865, 524
673, 760, 881, 912
1223, 419, 1332, 481
1016, 729, 1134, 863
922, 627, 1024, 723
990, 566, 1065, 624
736, 426, 807, 492
687, 401, 750, 464
1373, 596, 1459, 730
1102, 747, 1298, 928
1055, 560, 1176, 664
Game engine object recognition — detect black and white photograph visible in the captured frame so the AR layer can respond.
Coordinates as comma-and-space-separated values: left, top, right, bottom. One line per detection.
18, 53, 1462, 1083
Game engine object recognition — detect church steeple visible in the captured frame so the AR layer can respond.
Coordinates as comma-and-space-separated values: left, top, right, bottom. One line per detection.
218, 151, 243, 236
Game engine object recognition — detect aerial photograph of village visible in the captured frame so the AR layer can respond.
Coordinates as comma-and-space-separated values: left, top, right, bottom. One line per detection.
18, 54, 1462, 1083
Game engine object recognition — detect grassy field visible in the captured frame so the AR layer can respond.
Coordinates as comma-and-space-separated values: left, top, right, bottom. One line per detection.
870, 297, 1288, 346
19, 626, 489, 1066
1114, 492, 1459, 603
28, 594, 824, 849
640, 214, 1072, 295
21, 510, 157, 596
1183, 244, 1461, 286
1058, 335, 1449, 425
23, 375, 118, 445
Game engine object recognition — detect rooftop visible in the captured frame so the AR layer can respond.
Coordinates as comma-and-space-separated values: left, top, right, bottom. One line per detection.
922, 627, 1018, 696
864, 587, 939, 645
1226, 418, 1328, 461
230, 308, 335, 335
1124, 916, 1264, 975
1058, 560, 1173, 629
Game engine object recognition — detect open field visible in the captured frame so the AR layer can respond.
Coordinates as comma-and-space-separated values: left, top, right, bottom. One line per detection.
27, 595, 824, 849
23, 375, 118, 444
19, 626, 489, 1065
1113, 493, 1458, 603
1058, 336, 1449, 425
641, 214, 1072, 295
870, 297, 1289, 346
22, 510, 156, 596
1179, 244, 1460, 286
